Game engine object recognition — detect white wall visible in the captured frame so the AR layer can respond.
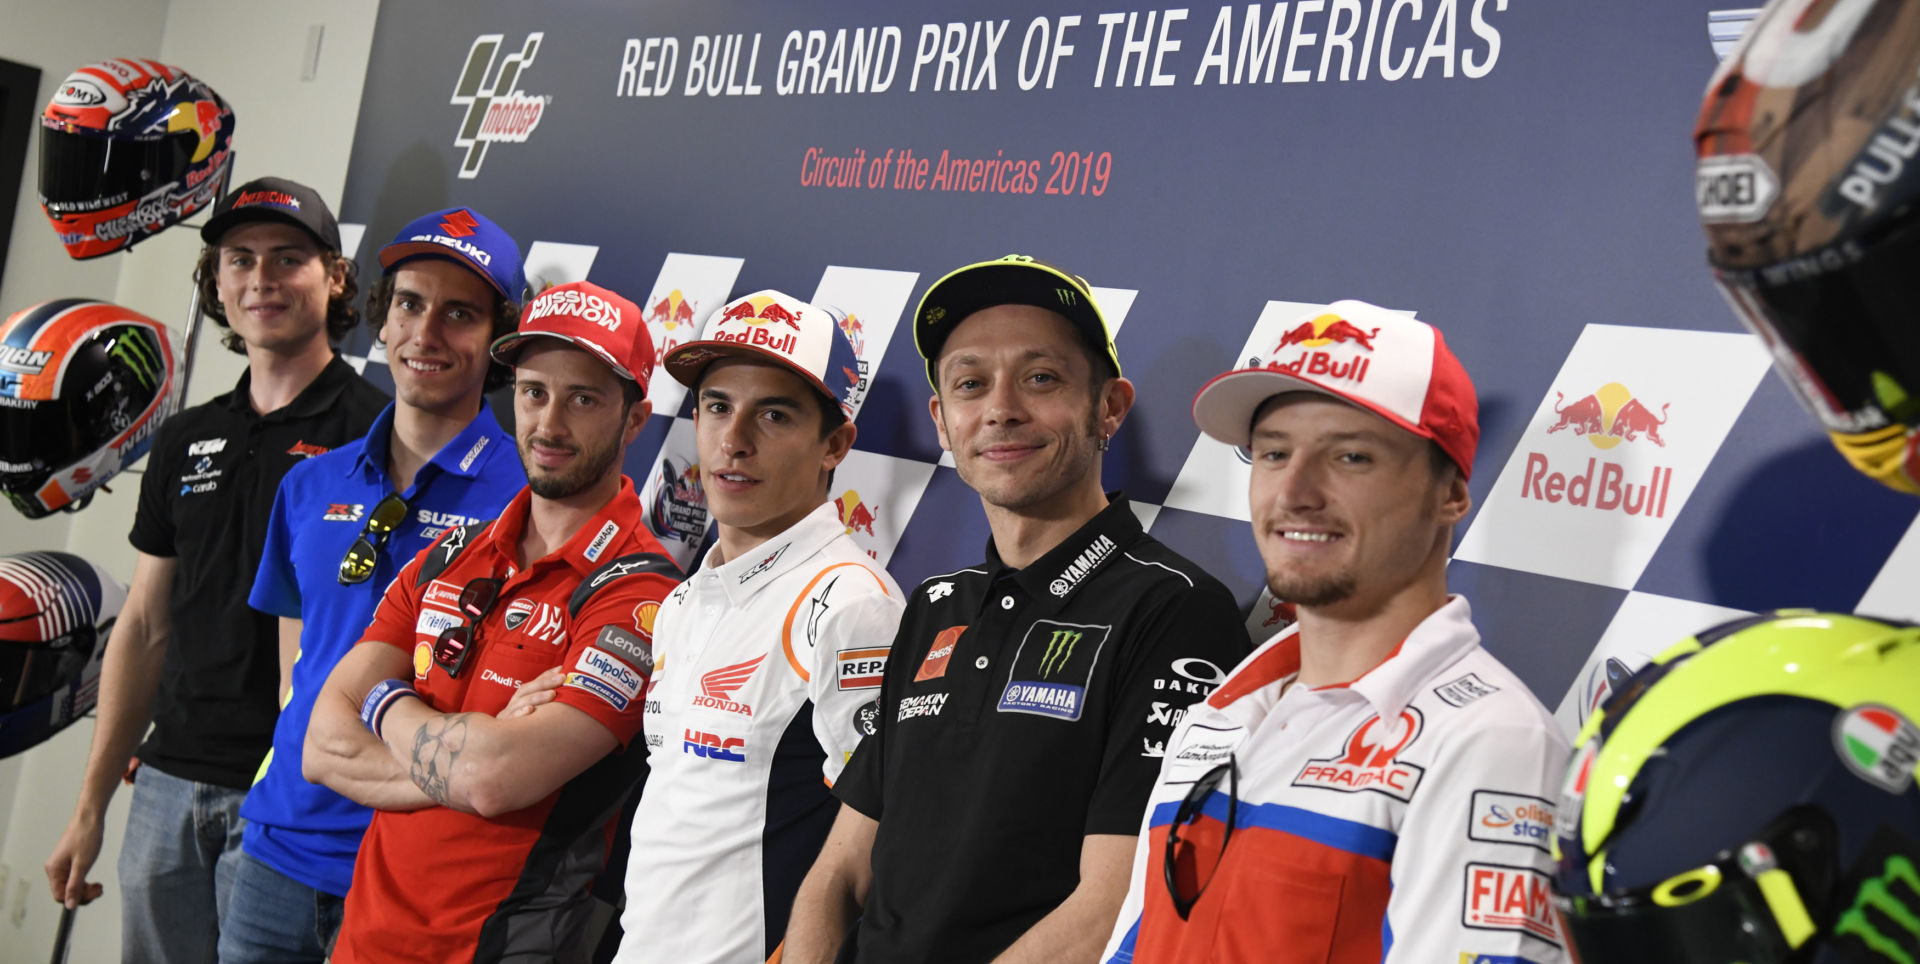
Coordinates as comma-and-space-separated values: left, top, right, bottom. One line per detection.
0, 2, 378, 959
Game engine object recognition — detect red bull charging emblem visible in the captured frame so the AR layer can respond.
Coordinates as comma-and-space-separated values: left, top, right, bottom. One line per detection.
834, 489, 880, 558
1523, 382, 1675, 518
1262, 313, 1378, 385
714, 295, 803, 356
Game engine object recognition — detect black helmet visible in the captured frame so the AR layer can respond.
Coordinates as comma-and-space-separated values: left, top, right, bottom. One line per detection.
39, 59, 235, 260
0, 299, 176, 518
1552, 611, 1920, 964
0, 551, 126, 759
1695, 0, 1920, 494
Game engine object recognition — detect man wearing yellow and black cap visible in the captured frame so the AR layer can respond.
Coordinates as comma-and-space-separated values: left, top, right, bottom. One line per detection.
786, 256, 1250, 964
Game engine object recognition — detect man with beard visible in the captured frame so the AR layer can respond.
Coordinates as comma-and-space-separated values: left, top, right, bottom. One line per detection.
219, 209, 528, 962
786, 255, 1250, 964
1099, 302, 1568, 963
305, 281, 681, 963
45, 177, 387, 963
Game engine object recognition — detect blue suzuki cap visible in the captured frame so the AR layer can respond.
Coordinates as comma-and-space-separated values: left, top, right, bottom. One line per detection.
377, 207, 525, 302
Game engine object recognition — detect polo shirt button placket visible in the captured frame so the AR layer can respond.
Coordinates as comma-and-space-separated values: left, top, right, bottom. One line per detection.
1000, 596, 1014, 610
974, 656, 988, 670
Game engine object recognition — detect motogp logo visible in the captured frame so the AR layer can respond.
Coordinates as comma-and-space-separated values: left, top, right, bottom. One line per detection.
450, 33, 548, 178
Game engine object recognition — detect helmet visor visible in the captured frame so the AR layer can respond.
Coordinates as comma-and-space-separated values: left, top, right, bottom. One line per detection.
1712, 216, 1920, 440
38, 128, 195, 210
0, 398, 82, 491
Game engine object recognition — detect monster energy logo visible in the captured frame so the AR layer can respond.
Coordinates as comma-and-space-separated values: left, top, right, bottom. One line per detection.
107, 328, 163, 391
1056, 287, 1078, 306
1039, 629, 1082, 677
1835, 854, 1920, 964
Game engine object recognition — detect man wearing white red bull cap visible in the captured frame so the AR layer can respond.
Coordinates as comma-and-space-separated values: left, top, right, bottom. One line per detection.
304, 281, 682, 963
498, 289, 905, 963
1101, 301, 1570, 963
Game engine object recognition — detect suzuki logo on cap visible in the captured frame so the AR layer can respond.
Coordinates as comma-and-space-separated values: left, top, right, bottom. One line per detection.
441, 210, 478, 237
450, 33, 548, 179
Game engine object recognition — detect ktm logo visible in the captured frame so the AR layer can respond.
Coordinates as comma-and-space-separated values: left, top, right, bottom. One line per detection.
1546, 383, 1670, 449
441, 210, 478, 237
1273, 314, 1379, 352
450, 33, 547, 178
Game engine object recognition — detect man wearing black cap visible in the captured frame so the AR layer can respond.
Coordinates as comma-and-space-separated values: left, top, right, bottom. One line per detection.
786, 256, 1252, 964
44, 177, 387, 964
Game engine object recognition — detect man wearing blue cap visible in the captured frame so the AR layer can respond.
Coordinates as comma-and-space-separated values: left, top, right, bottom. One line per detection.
216, 208, 529, 963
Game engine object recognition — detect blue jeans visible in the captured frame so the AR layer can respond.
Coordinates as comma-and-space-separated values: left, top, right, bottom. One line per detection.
117, 764, 248, 964
217, 849, 344, 964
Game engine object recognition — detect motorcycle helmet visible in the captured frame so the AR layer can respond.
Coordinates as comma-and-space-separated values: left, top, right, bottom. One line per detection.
0, 551, 127, 759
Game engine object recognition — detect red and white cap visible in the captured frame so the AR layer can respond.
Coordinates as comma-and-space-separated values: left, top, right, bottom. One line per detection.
1190, 299, 1479, 479
661, 289, 863, 415
490, 281, 657, 390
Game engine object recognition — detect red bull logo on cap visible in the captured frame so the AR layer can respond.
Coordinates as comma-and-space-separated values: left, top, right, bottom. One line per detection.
838, 313, 867, 356
713, 295, 802, 355
835, 489, 881, 558
1523, 382, 1675, 518
1263, 313, 1377, 386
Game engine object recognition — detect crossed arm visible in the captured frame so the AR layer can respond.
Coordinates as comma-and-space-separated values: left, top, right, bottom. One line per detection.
304, 641, 617, 817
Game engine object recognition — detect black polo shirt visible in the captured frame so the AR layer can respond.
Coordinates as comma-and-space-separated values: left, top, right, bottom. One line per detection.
129, 355, 386, 789
834, 494, 1252, 963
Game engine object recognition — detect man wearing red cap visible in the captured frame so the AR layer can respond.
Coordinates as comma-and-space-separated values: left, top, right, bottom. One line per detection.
305, 281, 681, 962
1100, 301, 1569, 963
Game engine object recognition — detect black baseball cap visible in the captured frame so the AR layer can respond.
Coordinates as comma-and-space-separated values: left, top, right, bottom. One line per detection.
913, 254, 1122, 388
199, 176, 341, 251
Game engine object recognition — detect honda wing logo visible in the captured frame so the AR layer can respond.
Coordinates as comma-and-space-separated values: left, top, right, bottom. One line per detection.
450, 33, 547, 179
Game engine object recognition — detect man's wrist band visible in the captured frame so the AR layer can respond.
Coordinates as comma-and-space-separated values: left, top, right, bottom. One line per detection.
360, 678, 420, 742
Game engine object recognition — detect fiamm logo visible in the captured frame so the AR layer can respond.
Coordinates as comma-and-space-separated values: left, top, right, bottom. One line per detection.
451, 33, 547, 178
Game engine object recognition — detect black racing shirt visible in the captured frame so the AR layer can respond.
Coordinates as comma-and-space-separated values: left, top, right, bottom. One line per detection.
129, 356, 386, 788
834, 495, 1252, 963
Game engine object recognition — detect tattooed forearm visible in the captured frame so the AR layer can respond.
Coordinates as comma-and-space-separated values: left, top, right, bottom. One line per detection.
408, 713, 475, 806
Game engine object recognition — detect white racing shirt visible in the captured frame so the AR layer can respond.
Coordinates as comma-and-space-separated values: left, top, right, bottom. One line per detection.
1101, 596, 1571, 964
615, 502, 904, 964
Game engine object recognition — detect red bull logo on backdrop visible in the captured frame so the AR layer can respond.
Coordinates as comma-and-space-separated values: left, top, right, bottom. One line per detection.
1263, 312, 1378, 386
835, 489, 880, 558
1522, 382, 1676, 518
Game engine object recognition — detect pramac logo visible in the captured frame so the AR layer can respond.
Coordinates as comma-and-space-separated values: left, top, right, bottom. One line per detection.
1292, 707, 1426, 801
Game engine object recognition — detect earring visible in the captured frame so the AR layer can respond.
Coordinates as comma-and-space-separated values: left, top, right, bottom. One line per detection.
1096, 433, 1111, 452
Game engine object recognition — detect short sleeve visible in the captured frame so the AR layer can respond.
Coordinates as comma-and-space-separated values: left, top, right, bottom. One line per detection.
128, 422, 179, 557
1085, 580, 1252, 836
799, 563, 905, 786
553, 569, 678, 749
1383, 715, 1572, 963
248, 465, 306, 619
833, 593, 924, 820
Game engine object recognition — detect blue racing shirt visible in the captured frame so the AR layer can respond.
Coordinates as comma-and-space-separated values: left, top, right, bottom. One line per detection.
242, 401, 524, 896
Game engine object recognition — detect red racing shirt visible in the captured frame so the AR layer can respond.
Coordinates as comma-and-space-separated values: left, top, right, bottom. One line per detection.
333, 478, 680, 964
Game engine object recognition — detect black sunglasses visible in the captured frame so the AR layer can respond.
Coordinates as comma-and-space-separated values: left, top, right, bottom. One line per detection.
432, 577, 503, 679
337, 493, 412, 585
1164, 757, 1238, 920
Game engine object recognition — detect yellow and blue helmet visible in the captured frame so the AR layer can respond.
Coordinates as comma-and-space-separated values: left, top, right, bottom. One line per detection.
1551, 611, 1919, 964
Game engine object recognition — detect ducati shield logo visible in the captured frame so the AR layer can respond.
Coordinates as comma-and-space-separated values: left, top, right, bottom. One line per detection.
450, 33, 548, 178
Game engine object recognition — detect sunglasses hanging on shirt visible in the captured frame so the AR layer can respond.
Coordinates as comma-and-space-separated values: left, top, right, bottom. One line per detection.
337, 492, 412, 585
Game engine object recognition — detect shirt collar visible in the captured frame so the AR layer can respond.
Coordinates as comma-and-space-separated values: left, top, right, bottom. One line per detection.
1328, 595, 1480, 721
349, 403, 400, 478
986, 492, 1142, 618
223, 354, 360, 419
699, 501, 848, 605
348, 402, 510, 485
478, 476, 644, 577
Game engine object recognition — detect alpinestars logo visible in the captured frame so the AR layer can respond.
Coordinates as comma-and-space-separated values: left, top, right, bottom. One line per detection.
451, 33, 547, 179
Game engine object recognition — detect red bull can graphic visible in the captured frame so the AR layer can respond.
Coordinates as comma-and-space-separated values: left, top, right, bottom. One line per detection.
1522, 382, 1675, 517
1263, 313, 1377, 386
834, 489, 880, 558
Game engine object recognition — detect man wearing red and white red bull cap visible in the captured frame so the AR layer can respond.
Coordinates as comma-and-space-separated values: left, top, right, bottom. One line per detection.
510, 288, 903, 963
305, 281, 682, 962
1101, 300, 1570, 964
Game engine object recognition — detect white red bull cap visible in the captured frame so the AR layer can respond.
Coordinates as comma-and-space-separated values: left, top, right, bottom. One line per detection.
1190, 299, 1479, 479
490, 281, 656, 390
661, 289, 862, 415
